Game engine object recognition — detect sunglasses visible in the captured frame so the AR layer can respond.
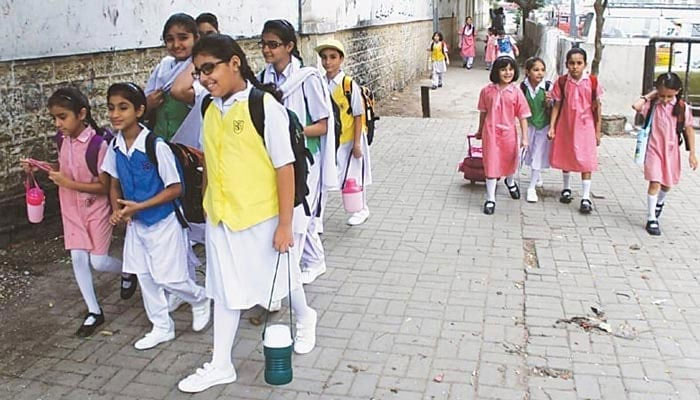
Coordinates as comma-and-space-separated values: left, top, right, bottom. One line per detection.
192, 60, 227, 80
258, 40, 284, 50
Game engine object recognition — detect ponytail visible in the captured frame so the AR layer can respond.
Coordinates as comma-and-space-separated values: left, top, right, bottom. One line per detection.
241, 63, 283, 102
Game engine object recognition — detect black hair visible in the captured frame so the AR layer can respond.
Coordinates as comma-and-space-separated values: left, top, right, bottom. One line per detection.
192, 34, 283, 102
162, 13, 198, 40
654, 72, 684, 117
47, 87, 104, 135
432, 31, 444, 41
196, 12, 219, 30
524, 57, 546, 72
566, 47, 587, 64
107, 83, 147, 117
262, 19, 303, 64
496, 29, 506, 36
489, 56, 519, 84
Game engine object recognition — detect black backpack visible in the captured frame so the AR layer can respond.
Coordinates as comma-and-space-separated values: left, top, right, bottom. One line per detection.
143, 134, 205, 227
201, 88, 313, 215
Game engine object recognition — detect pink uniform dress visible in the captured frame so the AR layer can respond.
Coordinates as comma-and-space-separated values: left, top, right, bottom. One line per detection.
485, 35, 497, 63
549, 73, 604, 172
642, 98, 693, 187
477, 83, 532, 178
460, 25, 476, 58
57, 127, 113, 255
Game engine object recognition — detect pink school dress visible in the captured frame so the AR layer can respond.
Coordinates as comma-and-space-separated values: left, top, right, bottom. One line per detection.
549, 73, 604, 173
57, 127, 113, 255
485, 35, 497, 64
642, 98, 693, 187
460, 25, 476, 58
477, 83, 532, 178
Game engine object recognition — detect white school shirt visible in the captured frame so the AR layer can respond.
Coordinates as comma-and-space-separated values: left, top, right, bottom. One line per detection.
145, 56, 192, 95
263, 59, 330, 125
101, 127, 181, 188
327, 70, 364, 118
523, 78, 548, 98
200, 82, 295, 169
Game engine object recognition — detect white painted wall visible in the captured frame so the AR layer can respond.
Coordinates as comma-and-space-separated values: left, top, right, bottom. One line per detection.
1, 0, 297, 61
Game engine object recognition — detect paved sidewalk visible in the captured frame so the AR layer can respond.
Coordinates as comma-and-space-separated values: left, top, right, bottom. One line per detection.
3, 63, 700, 399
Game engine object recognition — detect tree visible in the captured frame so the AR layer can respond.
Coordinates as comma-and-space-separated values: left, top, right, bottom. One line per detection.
591, 0, 608, 76
508, 0, 545, 37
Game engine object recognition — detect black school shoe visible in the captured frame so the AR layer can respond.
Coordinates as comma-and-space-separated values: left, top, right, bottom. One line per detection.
483, 201, 496, 215
121, 274, 138, 300
75, 311, 105, 338
560, 189, 573, 204
580, 199, 593, 214
505, 180, 521, 200
646, 220, 661, 236
655, 203, 665, 218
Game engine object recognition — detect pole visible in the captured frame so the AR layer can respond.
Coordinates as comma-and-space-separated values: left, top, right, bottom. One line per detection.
433, 0, 439, 33
570, 0, 577, 38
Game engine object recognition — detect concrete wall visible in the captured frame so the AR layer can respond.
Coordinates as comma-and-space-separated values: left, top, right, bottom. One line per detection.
0, 17, 452, 246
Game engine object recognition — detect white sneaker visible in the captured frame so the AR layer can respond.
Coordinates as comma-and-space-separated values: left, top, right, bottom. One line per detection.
178, 362, 237, 393
526, 188, 538, 203
536, 178, 544, 188
167, 294, 186, 313
294, 309, 317, 354
268, 299, 282, 312
301, 263, 327, 284
134, 329, 175, 350
191, 298, 211, 332
347, 208, 370, 226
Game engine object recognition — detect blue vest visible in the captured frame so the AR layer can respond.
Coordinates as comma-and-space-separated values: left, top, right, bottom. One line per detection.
115, 147, 174, 226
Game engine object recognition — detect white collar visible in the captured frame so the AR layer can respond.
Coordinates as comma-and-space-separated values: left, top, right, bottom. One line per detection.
266, 57, 300, 83
213, 81, 252, 110
114, 126, 150, 154
328, 70, 346, 85
524, 78, 547, 97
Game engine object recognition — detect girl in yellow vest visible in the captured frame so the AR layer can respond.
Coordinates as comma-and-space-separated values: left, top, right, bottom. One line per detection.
177, 34, 317, 393
428, 31, 450, 90
259, 20, 338, 290
316, 39, 373, 233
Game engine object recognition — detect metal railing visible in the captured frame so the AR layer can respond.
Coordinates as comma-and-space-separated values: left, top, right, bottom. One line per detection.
642, 36, 700, 109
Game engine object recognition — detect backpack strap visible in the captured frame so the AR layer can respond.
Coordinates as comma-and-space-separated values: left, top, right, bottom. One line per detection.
590, 75, 600, 123
519, 81, 528, 96
343, 75, 354, 115
143, 133, 189, 228
54, 131, 64, 152
248, 87, 266, 141
558, 75, 567, 103
200, 94, 213, 118
545, 81, 552, 91
644, 99, 657, 130
85, 134, 105, 177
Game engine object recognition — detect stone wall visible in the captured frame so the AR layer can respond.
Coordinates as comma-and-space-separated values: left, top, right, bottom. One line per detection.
0, 17, 453, 246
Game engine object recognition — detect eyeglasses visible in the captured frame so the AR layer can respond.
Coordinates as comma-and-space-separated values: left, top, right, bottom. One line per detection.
192, 60, 227, 80
257, 40, 284, 50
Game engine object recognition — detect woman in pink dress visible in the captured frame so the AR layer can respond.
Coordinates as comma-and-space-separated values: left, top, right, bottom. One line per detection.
20, 88, 132, 338
632, 72, 697, 235
459, 16, 476, 69
484, 28, 498, 70
477, 56, 531, 215
548, 48, 604, 214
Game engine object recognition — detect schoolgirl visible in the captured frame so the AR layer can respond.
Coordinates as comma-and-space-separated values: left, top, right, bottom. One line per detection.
632, 72, 697, 235
548, 48, 604, 214
177, 34, 318, 393
459, 17, 476, 69
196, 12, 219, 37
259, 19, 337, 290
476, 56, 531, 215
428, 31, 450, 89
521, 57, 552, 202
21, 88, 131, 337
316, 39, 373, 228
101, 82, 210, 351
484, 28, 497, 70
145, 13, 199, 141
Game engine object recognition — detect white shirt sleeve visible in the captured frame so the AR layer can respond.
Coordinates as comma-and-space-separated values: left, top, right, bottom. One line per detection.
100, 142, 119, 179
155, 141, 181, 187
263, 94, 296, 169
302, 75, 331, 123
350, 81, 365, 117
144, 61, 162, 95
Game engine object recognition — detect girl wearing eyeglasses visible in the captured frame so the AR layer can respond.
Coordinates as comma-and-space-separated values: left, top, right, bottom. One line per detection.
258, 19, 338, 292
177, 34, 318, 393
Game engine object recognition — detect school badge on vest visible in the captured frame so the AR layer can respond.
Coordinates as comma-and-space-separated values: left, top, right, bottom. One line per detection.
232, 120, 244, 134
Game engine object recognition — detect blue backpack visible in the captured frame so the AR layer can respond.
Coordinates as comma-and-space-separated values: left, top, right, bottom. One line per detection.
498, 37, 513, 54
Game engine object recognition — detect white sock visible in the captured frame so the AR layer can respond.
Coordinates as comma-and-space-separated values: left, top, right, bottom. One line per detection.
647, 194, 658, 221
582, 180, 592, 200
212, 302, 240, 370
290, 288, 313, 323
71, 250, 101, 315
486, 178, 497, 202
89, 254, 122, 273
529, 170, 541, 190
657, 190, 668, 205
563, 172, 571, 190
